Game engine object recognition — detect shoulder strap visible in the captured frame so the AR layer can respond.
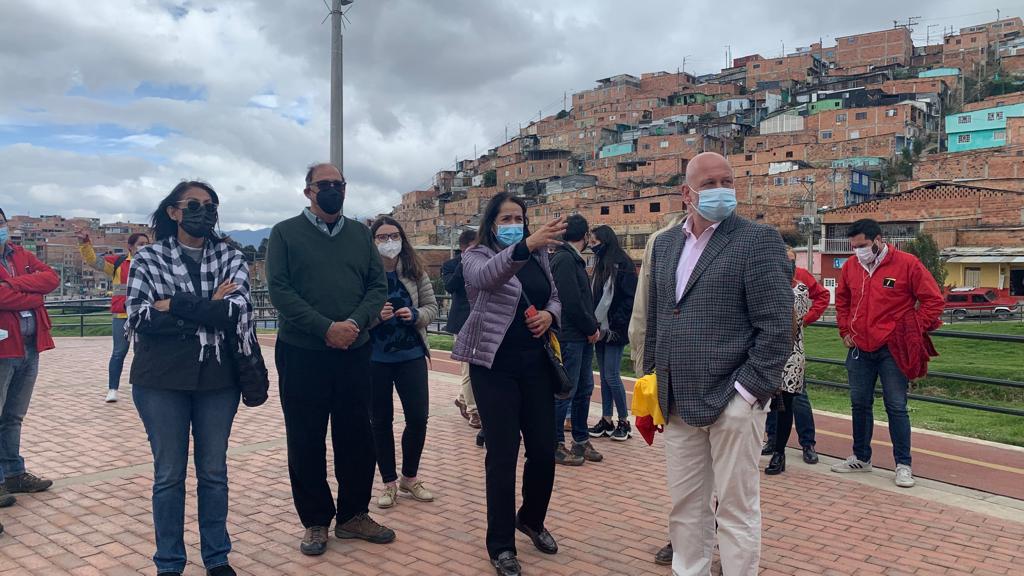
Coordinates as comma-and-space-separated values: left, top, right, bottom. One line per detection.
113, 253, 129, 274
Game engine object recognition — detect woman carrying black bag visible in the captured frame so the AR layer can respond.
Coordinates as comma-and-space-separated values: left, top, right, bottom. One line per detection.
126, 180, 260, 576
450, 192, 566, 576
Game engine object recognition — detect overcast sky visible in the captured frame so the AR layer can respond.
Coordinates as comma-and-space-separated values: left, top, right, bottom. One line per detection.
0, 0, 1011, 230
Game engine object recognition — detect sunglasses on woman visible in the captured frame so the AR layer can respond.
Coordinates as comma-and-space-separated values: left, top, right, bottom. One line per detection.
176, 199, 219, 214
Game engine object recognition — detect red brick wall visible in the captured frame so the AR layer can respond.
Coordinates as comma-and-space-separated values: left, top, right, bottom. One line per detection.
652, 103, 713, 120
583, 194, 685, 227
574, 84, 642, 111
744, 133, 817, 152
957, 227, 1024, 247
639, 72, 693, 95
1003, 54, 1024, 77
805, 103, 922, 142
805, 134, 899, 162
822, 184, 1024, 228
636, 135, 703, 158
963, 90, 1024, 112
914, 150, 1024, 183
835, 28, 913, 68
877, 78, 953, 95
496, 158, 573, 189
746, 54, 814, 88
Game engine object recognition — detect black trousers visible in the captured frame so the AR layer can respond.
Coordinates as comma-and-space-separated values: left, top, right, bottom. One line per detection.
470, 346, 556, 560
275, 339, 376, 528
370, 356, 429, 483
773, 392, 798, 454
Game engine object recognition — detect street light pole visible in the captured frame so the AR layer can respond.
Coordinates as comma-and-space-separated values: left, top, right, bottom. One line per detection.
330, 0, 354, 172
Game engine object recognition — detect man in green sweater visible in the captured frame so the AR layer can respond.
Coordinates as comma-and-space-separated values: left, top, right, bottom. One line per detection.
267, 162, 394, 556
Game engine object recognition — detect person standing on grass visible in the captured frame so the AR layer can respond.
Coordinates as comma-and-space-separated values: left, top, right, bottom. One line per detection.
644, 152, 792, 574
77, 229, 150, 403
587, 225, 637, 442
267, 163, 394, 557
832, 218, 944, 488
367, 216, 438, 509
550, 214, 602, 466
762, 245, 829, 465
0, 207, 59, 509
450, 192, 566, 576
126, 181, 255, 576
443, 229, 482, 430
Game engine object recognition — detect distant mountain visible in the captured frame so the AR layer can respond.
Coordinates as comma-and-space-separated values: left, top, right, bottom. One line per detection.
224, 228, 271, 247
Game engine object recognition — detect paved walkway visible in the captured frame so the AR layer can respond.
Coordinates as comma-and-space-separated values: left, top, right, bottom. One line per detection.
0, 337, 1020, 575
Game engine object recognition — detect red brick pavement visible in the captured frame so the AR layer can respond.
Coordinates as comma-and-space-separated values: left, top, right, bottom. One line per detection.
0, 337, 1021, 575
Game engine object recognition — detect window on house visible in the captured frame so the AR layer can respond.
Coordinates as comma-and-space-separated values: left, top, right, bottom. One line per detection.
850, 130, 860, 139
623, 204, 636, 214
745, 154, 753, 161
971, 37, 977, 43
821, 130, 833, 139
785, 151, 794, 158
956, 38, 962, 45
789, 177, 800, 185
988, 112, 996, 121
643, 144, 651, 150
994, 130, 1006, 141
504, 170, 510, 177
600, 206, 610, 215
650, 202, 661, 213
752, 63, 761, 69
529, 166, 535, 173
774, 177, 785, 185
847, 37, 856, 44
886, 109, 896, 117
996, 112, 1004, 120
855, 112, 868, 120
837, 113, 847, 123
660, 141, 670, 148
958, 134, 971, 143
745, 170, 752, 176
958, 115, 972, 124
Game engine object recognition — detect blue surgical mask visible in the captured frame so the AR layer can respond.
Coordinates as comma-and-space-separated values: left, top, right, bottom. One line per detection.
695, 187, 737, 222
0, 226, 8, 245
496, 224, 524, 247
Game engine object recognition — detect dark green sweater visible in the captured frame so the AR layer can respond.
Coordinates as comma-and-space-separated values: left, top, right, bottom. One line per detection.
267, 214, 387, 350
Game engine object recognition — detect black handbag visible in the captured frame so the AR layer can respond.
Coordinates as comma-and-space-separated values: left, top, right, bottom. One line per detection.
522, 292, 573, 400
228, 333, 269, 407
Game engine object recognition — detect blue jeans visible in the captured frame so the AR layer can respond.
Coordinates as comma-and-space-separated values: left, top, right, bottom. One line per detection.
134, 385, 240, 572
595, 341, 628, 420
764, 387, 816, 447
108, 317, 130, 390
846, 346, 912, 466
554, 340, 594, 445
0, 343, 40, 481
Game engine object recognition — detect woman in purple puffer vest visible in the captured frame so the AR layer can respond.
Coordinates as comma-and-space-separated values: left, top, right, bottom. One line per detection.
450, 192, 566, 576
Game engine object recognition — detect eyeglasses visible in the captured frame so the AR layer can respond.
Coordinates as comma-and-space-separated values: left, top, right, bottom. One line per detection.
176, 199, 218, 214
313, 179, 346, 192
374, 233, 401, 242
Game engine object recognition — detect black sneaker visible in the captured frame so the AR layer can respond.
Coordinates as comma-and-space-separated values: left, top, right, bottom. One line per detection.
207, 565, 237, 576
588, 419, 614, 438
491, 551, 521, 576
300, 526, 329, 556
654, 542, 673, 565
610, 419, 632, 441
476, 430, 486, 448
554, 443, 584, 466
3, 472, 52, 494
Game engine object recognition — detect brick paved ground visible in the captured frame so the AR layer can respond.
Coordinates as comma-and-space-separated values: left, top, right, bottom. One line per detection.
0, 337, 1022, 575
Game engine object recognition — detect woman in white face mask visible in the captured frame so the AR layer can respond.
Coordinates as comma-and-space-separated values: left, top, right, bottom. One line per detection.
367, 217, 439, 509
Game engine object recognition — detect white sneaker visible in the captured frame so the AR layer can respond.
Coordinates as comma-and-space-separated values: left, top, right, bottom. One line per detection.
895, 464, 915, 488
105, 389, 118, 403
830, 455, 872, 473
377, 484, 398, 509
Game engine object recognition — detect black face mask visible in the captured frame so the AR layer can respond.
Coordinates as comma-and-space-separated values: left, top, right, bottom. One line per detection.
317, 188, 344, 216
592, 243, 607, 257
180, 207, 218, 239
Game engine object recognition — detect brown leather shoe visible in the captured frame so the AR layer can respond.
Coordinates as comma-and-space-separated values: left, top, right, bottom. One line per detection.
300, 526, 329, 556
469, 411, 482, 429
454, 397, 470, 420
335, 513, 396, 544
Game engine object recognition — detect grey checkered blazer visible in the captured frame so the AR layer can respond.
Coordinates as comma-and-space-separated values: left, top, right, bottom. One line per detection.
642, 214, 793, 427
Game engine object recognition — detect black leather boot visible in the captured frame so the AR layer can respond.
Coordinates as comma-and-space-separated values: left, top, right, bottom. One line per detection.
765, 452, 786, 475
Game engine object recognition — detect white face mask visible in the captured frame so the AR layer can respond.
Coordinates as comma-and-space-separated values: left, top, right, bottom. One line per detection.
378, 239, 402, 259
854, 244, 877, 266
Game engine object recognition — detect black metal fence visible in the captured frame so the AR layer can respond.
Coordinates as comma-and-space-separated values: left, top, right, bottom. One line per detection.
44, 295, 1023, 417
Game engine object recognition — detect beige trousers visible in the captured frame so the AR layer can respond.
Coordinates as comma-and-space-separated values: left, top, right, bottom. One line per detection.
663, 395, 768, 576
454, 336, 476, 413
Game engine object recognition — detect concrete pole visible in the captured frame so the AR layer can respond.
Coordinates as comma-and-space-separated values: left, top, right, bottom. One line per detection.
330, 0, 344, 172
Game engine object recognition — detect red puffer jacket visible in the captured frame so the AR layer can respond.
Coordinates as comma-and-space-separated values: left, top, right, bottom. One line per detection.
0, 244, 59, 359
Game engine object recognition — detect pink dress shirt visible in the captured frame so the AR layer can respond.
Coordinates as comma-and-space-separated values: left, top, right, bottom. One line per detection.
675, 216, 758, 406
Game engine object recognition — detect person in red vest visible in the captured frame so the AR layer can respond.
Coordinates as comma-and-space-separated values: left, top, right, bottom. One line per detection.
763, 246, 831, 465
0, 207, 60, 509
77, 229, 150, 403
833, 219, 944, 488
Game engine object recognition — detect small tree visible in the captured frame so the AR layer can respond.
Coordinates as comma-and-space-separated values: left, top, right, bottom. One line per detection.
483, 170, 497, 187
903, 232, 947, 288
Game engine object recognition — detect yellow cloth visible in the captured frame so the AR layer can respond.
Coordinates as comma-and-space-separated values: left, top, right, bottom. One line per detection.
631, 373, 665, 425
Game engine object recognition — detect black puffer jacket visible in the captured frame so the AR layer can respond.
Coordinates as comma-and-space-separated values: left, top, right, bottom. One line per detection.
593, 260, 637, 344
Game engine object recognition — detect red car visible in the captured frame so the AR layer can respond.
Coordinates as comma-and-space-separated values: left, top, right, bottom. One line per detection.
943, 287, 1020, 320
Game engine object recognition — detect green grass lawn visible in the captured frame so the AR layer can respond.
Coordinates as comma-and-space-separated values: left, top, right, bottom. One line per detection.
430, 323, 1024, 446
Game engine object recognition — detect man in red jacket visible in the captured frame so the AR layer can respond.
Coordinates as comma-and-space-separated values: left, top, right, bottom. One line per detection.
0, 208, 60, 508
763, 246, 831, 464
832, 219, 944, 488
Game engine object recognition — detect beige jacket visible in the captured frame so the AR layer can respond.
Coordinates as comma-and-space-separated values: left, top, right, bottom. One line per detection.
368, 260, 439, 357
628, 212, 687, 374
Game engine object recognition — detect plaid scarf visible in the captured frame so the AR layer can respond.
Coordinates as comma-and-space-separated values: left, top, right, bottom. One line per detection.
125, 237, 254, 362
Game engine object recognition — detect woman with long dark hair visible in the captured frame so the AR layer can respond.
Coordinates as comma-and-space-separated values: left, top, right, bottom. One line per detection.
126, 181, 256, 576
450, 192, 566, 576
587, 225, 638, 442
367, 216, 438, 508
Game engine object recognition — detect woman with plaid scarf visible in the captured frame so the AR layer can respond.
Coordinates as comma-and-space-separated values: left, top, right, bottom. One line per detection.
126, 181, 255, 576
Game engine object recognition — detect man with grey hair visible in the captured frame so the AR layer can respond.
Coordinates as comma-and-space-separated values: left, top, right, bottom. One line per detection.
267, 163, 394, 556
644, 152, 792, 574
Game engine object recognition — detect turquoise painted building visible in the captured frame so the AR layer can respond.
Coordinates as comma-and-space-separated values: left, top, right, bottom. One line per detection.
919, 67, 960, 78
599, 141, 635, 159
946, 103, 1024, 152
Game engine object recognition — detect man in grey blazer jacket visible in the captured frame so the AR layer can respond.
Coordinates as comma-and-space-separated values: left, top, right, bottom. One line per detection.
643, 152, 793, 575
